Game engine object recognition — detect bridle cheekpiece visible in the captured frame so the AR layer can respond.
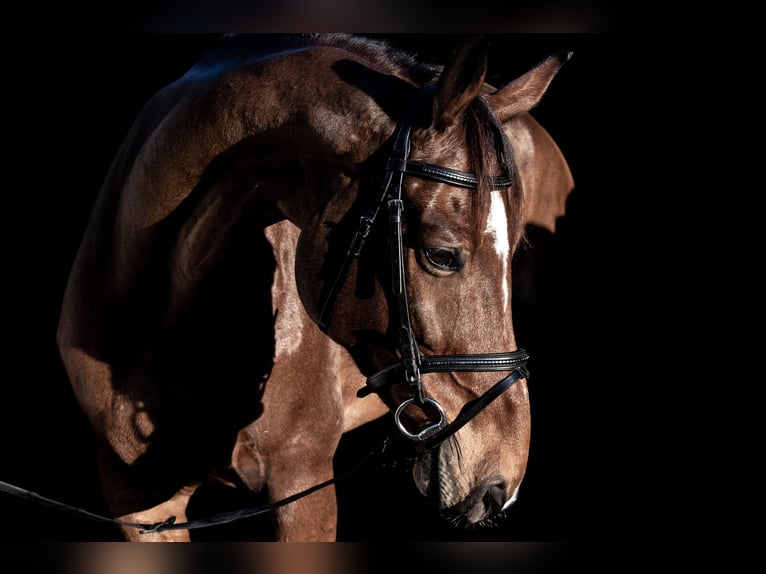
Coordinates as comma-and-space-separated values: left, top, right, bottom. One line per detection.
318, 85, 529, 452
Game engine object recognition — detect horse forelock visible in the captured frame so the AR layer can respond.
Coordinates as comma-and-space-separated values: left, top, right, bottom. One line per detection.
464, 97, 523, 250
412, 94, 522, 247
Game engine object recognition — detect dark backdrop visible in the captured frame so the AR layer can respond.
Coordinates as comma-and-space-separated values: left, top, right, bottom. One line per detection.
2, 33, 618, 543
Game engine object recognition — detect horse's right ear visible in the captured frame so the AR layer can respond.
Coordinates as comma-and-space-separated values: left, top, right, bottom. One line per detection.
486, 51, 573, 122
431, 35, 489, 130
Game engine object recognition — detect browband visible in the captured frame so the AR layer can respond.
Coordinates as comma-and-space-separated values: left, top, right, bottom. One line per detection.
390, 160, 512, 190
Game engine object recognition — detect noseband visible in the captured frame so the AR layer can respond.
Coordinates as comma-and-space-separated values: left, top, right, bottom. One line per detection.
318, 85, 529, 452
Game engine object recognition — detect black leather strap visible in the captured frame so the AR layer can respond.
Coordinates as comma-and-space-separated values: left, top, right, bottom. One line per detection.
398, 161, 512, 190
358, 349, 528, 397
421, 350, 528, 372
415, 367, 528, 452
318, 86, 421, 329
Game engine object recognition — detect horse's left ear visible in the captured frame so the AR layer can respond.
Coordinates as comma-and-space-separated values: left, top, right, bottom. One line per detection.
432, 35, 489, 130
486, 51, 573, 122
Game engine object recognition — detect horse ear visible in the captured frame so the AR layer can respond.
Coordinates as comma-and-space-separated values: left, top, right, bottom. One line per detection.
486, 51, 573, 122
509, 115, 575, 234
431, 35, 489, 130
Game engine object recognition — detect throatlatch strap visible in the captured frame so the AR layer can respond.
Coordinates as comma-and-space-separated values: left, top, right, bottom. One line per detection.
317, 86, 422, 329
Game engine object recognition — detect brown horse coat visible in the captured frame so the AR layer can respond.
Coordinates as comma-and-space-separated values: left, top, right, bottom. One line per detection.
56, 34, 573, 541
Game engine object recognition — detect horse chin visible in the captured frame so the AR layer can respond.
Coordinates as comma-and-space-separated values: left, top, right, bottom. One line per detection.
439, 484, 516, 530
412, 444, 518, 529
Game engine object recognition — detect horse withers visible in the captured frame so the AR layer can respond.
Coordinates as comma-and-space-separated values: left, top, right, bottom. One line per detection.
56, 34, 573, 541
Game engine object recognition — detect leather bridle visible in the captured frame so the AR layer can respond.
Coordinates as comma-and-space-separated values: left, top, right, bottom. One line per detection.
318, 84, 529, 452
0, 86, 535, 538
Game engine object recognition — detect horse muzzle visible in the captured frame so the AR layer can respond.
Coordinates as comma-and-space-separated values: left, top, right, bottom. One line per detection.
412, 441, 520, 526
448, 479, 517, 525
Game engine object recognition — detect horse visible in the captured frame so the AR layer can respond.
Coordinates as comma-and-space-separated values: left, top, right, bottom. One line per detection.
56, 33, 574, 541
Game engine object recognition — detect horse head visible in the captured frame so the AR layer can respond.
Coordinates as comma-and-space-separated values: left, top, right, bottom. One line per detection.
295, 36, 574, 527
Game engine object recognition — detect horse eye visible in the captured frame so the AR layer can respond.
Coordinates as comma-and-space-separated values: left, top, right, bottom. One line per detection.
423, 247, 462, 271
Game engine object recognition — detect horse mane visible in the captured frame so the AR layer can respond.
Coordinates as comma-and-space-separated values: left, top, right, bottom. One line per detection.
465, 97, 524, 249
185, 33, 439, 86
186, 34, 522, 247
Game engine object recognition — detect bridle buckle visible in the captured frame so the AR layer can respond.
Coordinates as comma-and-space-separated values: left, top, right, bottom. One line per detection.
404, 359, 423, 403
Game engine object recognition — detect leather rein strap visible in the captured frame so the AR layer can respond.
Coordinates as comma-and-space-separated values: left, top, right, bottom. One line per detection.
318, 85, 530, 449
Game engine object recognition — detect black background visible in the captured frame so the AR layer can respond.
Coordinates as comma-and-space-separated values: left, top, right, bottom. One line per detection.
1, 33, 619, 545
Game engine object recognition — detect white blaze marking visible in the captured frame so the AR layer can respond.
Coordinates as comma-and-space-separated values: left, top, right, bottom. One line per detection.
486, 191, 510, 310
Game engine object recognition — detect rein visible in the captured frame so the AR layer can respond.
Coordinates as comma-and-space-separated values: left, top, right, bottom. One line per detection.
0, 435, 394, 535
319, 84, 530, 448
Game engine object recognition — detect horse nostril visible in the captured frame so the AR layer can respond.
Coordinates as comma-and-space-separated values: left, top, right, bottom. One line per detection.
458, 481, 509, 524
487, 482, 508, 509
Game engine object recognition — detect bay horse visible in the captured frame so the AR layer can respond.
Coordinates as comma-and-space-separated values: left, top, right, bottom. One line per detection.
56, 33, 574, 541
